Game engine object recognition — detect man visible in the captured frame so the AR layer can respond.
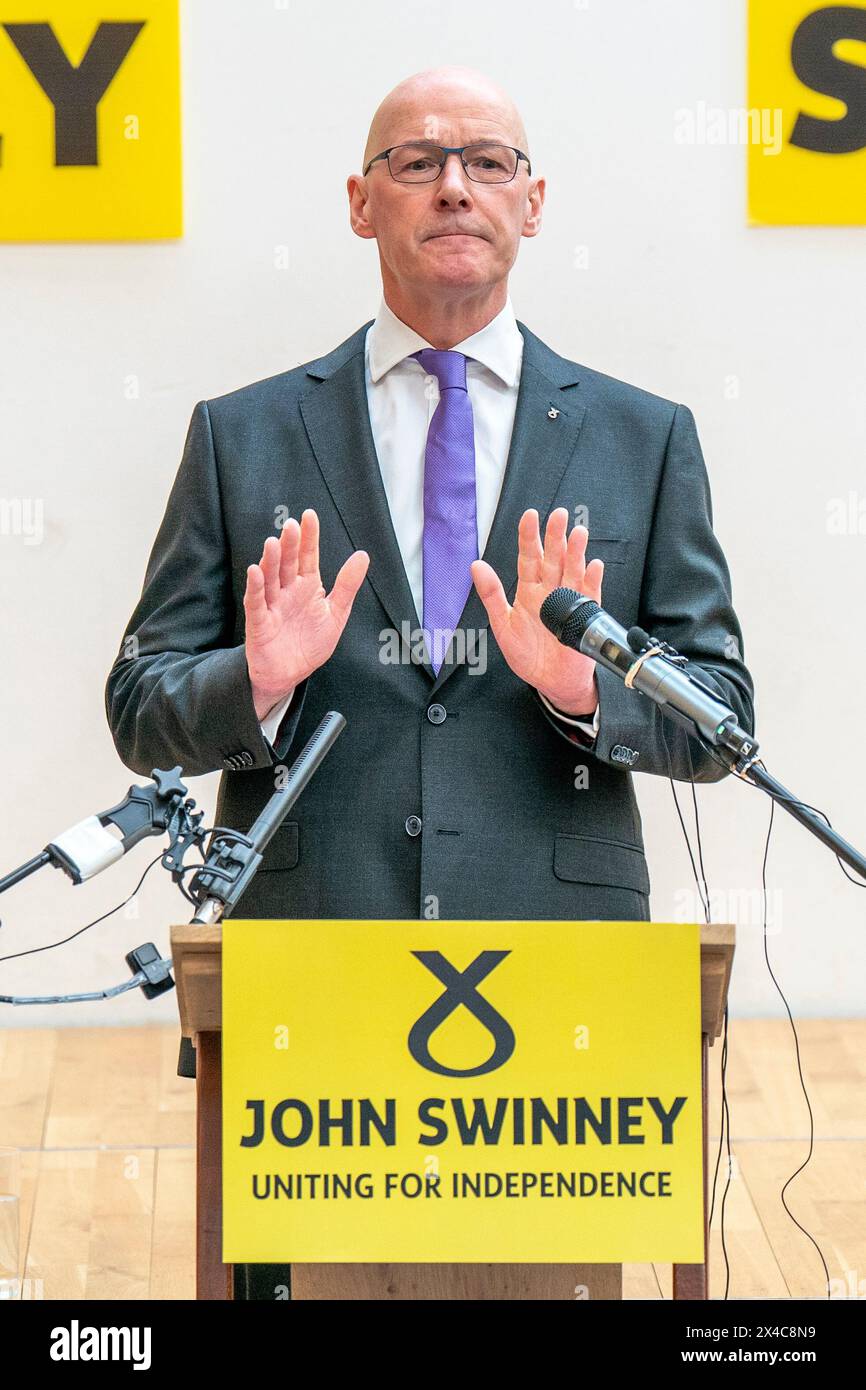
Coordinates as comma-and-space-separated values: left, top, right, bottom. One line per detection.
105, 67, 754, 1299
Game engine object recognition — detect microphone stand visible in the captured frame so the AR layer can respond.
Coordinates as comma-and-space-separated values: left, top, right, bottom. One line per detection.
628, 641, 866, 883
0, 711, 347, 1006
541, 587, 866, 886
712, 724, 866, 880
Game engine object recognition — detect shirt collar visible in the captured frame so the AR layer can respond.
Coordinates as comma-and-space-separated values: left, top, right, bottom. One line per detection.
367, 294, 523, 388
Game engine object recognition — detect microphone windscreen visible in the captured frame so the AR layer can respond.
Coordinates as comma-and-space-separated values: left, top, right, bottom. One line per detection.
540, 588, 601, 648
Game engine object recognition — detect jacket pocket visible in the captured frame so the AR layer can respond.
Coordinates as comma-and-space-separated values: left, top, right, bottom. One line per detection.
586, 536, 627, 566
553, 833, 649, 895
255, 821, 299, 872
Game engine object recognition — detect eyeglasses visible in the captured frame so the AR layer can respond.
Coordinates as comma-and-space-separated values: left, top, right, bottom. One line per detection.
363, 141, 531, 184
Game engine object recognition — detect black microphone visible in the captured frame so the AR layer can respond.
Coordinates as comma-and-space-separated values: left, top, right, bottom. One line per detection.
539, 588, 757, 758
190, 710, 347, 923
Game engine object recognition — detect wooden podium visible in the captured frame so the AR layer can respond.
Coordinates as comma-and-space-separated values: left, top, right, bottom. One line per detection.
171, 921, 734, 1301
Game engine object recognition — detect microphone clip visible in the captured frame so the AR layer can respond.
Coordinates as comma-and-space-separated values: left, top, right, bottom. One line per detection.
627, 626, 689, 667
47, 766, 206, 886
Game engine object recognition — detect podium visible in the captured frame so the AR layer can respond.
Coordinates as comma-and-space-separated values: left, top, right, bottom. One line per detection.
171, 921, 734, 1301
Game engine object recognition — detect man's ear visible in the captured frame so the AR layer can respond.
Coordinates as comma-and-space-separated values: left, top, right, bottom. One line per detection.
521, 176, 545, 239
347, 174, 377, 240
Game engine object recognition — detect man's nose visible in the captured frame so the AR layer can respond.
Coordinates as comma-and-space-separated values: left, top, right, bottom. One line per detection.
435, 153, 474, 205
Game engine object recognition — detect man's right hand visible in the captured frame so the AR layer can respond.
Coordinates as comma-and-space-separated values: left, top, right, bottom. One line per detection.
244, 508, 370, 720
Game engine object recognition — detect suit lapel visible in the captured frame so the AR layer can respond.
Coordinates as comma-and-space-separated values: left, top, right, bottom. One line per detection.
298, 319, 590, 691
298, 323, 426, 660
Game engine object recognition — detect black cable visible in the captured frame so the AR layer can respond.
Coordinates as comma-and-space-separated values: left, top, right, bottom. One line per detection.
697, 735, 833, 1298
0, 966, 172, 1005
674, 714, 855, 1299
695, 738, 865, 889
684, 736, 711, 921
683, 733, 736, 1299
697, 726, 862, 1297
0, 837, 220, 971
0, 851, 165, 966
172, 866, 199, 906
660, 721, 709, 920
658, 719, 733, 1298
708, 1004, 732, 1299
648, 695, 849, 1300
757, 795, 832, 1299
718, 1004, 733, 1300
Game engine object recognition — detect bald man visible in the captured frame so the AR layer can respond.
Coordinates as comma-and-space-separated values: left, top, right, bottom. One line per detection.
245, 66, 604, 733
106, 67, 754, 1300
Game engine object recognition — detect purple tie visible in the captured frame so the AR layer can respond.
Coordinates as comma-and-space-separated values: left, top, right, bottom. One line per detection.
412, 348, 479, 673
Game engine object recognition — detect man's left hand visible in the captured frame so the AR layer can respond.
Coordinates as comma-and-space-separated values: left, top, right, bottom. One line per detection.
471, 507, 602, 717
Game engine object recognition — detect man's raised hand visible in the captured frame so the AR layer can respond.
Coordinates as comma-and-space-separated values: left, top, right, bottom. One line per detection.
470, 507, 603, 716
244, 509, 369, 720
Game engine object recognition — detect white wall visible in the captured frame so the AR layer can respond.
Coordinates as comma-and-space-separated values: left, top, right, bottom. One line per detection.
1, 0, 863, 1030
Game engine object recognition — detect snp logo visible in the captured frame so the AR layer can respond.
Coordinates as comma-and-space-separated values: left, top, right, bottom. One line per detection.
749, 0, 866, 224
50, 1319, 152, 1370
0, 2, 182, 241
408, 951, 516, 1077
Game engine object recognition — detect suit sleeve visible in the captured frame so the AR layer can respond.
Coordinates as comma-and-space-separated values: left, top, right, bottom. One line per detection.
537, 403, 755, 784
104, 400, 308, 778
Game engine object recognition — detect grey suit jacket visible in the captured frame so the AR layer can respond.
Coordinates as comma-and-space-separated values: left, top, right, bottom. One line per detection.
105, 320, 755, 926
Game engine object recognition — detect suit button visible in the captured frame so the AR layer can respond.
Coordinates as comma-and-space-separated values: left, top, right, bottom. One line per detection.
405, 815, 422, 837
225, 750, 253, 771
427, 703, 447, 724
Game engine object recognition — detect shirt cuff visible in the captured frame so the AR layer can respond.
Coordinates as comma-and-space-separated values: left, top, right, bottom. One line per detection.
536, 689, 600, 739
259, 688, 296, 748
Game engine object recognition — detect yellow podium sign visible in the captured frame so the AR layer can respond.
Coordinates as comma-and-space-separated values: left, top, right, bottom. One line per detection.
222, 920, 703, 1264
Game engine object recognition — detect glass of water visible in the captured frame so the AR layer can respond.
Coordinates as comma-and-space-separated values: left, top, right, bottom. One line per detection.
0, 1148, 20, 1300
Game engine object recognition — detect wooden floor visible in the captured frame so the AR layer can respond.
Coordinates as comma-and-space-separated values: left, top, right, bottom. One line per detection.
1, 1020, 863, 1300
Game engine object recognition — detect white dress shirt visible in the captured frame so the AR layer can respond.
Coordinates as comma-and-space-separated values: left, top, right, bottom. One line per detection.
259, 296, 600, 746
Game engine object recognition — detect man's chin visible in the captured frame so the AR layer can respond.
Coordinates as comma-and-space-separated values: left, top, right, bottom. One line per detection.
417, 238, 493, 286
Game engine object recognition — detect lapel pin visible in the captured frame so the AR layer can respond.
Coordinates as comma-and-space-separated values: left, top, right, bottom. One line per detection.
548, 407, 560, 419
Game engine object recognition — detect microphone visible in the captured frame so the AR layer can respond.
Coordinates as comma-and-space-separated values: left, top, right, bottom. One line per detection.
539, 588, 758, 760
0, 767, 199, 894
45, 767, 196, 885
190, 710, 347, 924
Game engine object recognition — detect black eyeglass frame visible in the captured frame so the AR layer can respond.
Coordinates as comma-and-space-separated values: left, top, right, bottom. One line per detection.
362, 141, 532, 182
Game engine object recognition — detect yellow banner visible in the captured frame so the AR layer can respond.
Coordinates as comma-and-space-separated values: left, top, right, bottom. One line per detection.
0, 1, 181, 240
223, 919, 704, 1263
749, 0, 866, 224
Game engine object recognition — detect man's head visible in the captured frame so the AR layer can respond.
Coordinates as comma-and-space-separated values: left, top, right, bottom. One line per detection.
348, 67, 544, 327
